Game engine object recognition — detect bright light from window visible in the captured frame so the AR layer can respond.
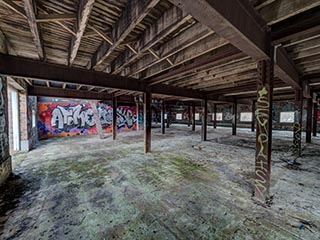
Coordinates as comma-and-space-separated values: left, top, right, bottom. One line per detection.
176, 113, 182, 120
240, 112, 252, 122
195, 113, 200, 120
280, 111, 295, 123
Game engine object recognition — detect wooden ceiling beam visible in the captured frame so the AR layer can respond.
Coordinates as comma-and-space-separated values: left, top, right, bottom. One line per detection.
274, 46, 301, 90
29, 86, 113, 101
69, 0, 95, 65
111, 6, 192, 74
1, 0, 27, 19
24, 0, 45, 60
129, 22, 213, 77
90, 0, 160, 69
169, 0, 269, 60
148, 45, 242, 85
36, 13, 76, 23
0, 53, 209, 100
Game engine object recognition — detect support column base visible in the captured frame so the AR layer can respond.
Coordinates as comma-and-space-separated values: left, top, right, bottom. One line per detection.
0, 156, 12, 186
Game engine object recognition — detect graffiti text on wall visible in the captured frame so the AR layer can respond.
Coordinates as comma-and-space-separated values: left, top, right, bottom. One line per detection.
38, 102, 137, 138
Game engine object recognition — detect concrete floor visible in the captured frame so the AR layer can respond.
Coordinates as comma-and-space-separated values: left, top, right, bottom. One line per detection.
0, 126, 319, 240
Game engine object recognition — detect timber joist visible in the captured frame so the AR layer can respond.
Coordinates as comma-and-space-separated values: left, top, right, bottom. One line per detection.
0, 0, 320, 102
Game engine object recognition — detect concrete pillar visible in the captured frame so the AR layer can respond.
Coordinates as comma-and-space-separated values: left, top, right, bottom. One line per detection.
232, 101, 237, 135
251, 100, 255, 132
201, 99, 208, 141
293, 90, 303, 157
306, 98, 312, 143
0, 76, 12, 186
161, 101, 165, 134
254, 59, 273, 202
112, 95, 117, 140
192, 104, 196, 131
213, 104, 217, 129
144, 91, 152, 153
313, 100, 318, 137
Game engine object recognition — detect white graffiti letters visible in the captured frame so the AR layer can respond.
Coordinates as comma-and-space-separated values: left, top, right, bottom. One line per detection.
51, 105, 95, 129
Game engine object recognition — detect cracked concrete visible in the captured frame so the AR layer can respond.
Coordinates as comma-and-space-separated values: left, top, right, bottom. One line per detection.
0, 125, 319, 239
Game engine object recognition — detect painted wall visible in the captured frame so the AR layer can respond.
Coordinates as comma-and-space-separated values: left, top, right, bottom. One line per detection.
37, 98, 137, 139
0, 76, 12, 186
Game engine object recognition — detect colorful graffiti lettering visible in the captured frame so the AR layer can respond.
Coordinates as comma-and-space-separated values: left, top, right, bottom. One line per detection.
38, 101, 137, 139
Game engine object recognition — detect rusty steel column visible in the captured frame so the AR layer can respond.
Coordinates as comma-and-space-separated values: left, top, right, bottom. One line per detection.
166, 105, 170, 128
232, 101, 237, 135
313, 99, 318, 137
254, 59, 273, 202
112, 94, 117, 140
293, 90, 303, 157
135, 101, 139, 131
187, 106, 191, 127
213, 104, 217, 129
192, 104, 196, 131
251, 100, 255, 132
144, 91, 152, 153
161, 101, 165, 134
306, 98, 312, 143
201, 99, 208, 141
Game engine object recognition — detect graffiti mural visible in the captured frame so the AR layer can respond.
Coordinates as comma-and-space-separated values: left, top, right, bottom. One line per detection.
38, 101, 137, 139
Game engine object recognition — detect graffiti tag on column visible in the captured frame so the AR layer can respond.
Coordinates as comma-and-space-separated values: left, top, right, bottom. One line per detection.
254, 87, 269, 197
292, 122, 301, 157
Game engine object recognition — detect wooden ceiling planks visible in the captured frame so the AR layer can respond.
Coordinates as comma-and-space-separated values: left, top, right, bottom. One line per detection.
0, 0, 319, 99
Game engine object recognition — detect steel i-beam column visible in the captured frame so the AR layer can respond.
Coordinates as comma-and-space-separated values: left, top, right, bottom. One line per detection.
161, 101, 165, 134
251, 100, 256, 132
232, 101, 237, 135
306, 98, 312, 143
144, 91, 152, 153
201, 98, 208, 141
293, 90, 303, 157
188, 106, 191, 127
254, 59, 273, 202
192, 104, 196, 131
135, 101, 139, 131
166, 106, 170, 128
313, 99, 318, 137
112, 94, 117, 140
213, 104, 217, 129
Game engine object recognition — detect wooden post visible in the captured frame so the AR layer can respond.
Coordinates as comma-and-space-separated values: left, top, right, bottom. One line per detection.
201, 99, 208, 141
293, 90, 303, 157
313, 99, 318, 137
161, 101, 165, 134
251, 100, 255, 132
144, 91, 152, 153
90, 101, 104, 139
213, 104, 217, 129
306, 98, 312, 143
232, 101, 237, 135
135, 101, 139, 131
254, 59, 273, 202
112, 94, 117, 140
187, 106, 191, 127
192, 104, 196, 131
